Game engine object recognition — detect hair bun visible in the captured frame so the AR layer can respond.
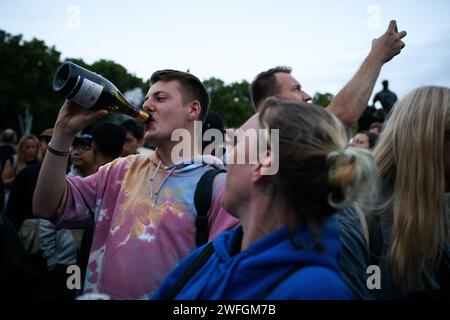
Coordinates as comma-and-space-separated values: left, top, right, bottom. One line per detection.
327, 147, 378, 209
328, 149, 356, 186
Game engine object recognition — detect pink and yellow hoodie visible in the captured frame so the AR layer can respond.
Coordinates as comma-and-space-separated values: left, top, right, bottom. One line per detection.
55, 152, 238, 299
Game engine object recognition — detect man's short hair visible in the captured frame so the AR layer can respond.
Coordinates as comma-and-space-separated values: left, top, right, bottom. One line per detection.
250, 66, 292, 110
121, 118, 144, 140
150, 69, 210, 121
92, 122, 126, 159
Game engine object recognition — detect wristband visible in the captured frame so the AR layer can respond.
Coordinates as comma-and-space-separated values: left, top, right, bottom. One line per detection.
47, 144, 70, 157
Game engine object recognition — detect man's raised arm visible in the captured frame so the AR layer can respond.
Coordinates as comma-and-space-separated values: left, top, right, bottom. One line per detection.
327, 20, 407, 127
32, 100, 107, 220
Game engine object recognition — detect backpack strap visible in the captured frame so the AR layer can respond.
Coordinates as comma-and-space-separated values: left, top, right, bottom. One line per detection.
194, 168, 226, 247
366, 213, 384, 266
162, 242, 215, 300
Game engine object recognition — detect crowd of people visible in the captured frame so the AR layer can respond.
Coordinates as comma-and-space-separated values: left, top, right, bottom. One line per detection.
1, 20, 449, 300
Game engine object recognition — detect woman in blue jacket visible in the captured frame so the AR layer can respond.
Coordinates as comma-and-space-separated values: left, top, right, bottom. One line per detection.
152, 98, 378, 300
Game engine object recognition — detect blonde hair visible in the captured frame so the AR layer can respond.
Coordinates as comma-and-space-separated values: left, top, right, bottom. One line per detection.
373, 86, 450, 292
14, 134, 41, 174
259, 98, 378, 229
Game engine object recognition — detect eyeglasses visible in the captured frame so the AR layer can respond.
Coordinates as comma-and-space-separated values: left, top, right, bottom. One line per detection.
70, 145, 91, 152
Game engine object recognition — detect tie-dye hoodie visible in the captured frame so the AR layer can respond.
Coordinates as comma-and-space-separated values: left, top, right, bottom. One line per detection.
55, 151, 239, 299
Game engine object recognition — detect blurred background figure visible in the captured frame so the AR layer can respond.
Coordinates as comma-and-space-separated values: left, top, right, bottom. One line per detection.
68, 134, 97, 177
0, 129, 17, 170
373, 80, 398, 115
357, 105, 386, 132
0, 128, 17, 213
92, 122, 126, 165
349, 131, 378, 151
2, 134, 41, 209
2, 134, 41, 187
120, 118, 145, 157
3, 128, 78, 300
4, 129, 52, 231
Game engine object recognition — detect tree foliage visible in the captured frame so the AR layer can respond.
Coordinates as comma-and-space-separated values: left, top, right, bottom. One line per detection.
204, 78, 254, 128
0, 30, 63, 135
1, 29, 335, 137
312, 92, 334, 107
0, 30, 147, 136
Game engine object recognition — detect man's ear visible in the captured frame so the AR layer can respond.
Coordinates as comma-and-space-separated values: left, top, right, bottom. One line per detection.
187, 100, 201, 121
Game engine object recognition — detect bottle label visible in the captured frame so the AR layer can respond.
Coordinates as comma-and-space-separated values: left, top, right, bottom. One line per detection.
70, 77, 102, 108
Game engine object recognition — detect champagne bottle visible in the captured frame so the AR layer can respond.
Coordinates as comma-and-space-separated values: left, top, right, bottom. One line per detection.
52, 62, 152, 124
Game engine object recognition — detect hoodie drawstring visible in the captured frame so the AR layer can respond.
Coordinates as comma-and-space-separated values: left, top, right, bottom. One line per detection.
150, 160, 177, 207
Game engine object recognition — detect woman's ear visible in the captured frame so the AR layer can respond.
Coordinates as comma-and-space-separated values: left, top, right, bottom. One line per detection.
187, 100, 202, 121
252, 159, 279, 197
252, 150, 276, 182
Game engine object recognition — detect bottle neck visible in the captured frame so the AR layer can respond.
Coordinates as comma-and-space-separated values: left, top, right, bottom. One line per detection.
135, 109, 152, 124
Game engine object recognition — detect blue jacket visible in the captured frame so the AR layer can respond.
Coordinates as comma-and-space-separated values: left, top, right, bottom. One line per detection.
152, 216, 353, 300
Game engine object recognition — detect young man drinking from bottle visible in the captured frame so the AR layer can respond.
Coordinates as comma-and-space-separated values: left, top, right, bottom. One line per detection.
33, 70, 238, 299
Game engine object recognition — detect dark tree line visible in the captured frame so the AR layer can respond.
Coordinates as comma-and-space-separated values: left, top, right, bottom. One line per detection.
0, 29, 333, 136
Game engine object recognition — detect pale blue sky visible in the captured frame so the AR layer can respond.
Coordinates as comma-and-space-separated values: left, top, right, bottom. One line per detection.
1, 0, 449, 100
